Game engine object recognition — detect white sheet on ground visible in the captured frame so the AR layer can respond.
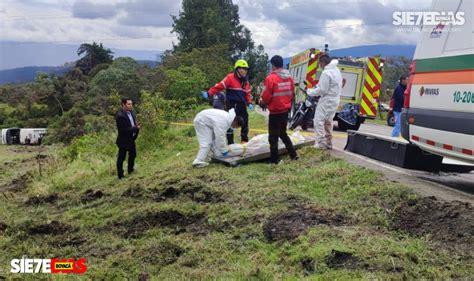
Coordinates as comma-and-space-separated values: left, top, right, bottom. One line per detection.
223, 131, 306, 157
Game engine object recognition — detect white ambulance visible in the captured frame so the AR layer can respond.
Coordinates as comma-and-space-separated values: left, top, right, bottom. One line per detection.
401, 0, 473, 163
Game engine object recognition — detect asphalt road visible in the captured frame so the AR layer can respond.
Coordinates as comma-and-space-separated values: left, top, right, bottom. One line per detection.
256, 107, 474, 204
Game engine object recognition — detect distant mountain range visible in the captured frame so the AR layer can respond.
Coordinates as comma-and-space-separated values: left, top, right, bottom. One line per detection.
0, 60, 159, 85
0, 41, 161, 70
0, 42, 415, 85
0, 66, 70, 85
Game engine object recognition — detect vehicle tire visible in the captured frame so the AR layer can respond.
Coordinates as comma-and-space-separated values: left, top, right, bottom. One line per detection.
289, 113, 305, 130
387, 111, 395, 127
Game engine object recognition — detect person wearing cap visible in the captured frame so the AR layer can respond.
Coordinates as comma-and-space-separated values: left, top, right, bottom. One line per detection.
261, 55, 298, 164
202, 59, 252, 144
390, 75, 407, 137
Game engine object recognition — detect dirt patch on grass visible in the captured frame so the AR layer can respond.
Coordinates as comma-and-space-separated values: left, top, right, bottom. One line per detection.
27, 221, 73, 235
113, 210, 207, 238
49, 235, 87, 247
392, 196, 474, 252
141, 242, 184, 267
0, 174, 30, 192
81, 189, 104, 203
183, 186, 222, 203
155, 187, 180, 200
0, 222, 7, 232
153, 185, 223, 203
25, 193, 59, 205
122, 185, 146, 198
84, 244, 118, 259
325, 250, 360, 269
301, 258, 316, 276
263, 207, 347, 242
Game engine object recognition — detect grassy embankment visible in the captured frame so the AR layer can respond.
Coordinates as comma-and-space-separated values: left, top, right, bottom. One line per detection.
0, 111, 472, 280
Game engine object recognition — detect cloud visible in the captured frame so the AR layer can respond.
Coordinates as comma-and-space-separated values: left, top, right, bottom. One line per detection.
110, 25, 152, 39
237, 0, 431, 56
117, 0, 181, 27
0, 0, 433, 56
71, 1, 118, 19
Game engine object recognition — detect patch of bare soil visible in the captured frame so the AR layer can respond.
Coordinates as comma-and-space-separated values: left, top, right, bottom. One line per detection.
0, 222, 7, 232
140, 242, 184, 267
49, 235, 87, 247
301, 258, 316, 276
25, 193, 59, 205
113, 210, 207, 238
153, 184, 223, 203
122, 185, 146, 198
324, 250, 360, 269
27, 221, 73, 235
0, 174, 30, 192
81, 189, 104, 203
392, 196, 474, 252
263, 207, 347, 242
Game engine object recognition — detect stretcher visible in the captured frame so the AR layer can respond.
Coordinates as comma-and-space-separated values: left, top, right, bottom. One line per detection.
211, 136, 315, 167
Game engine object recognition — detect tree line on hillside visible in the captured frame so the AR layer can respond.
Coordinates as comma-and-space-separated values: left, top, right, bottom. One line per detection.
0, 0, 268, 145
0, 0, 409, 144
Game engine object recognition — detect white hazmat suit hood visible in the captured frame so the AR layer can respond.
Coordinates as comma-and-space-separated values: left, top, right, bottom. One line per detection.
306, 59, 343, 148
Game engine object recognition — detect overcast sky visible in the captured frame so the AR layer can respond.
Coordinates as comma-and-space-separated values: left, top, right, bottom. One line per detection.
0, 0, 434, 57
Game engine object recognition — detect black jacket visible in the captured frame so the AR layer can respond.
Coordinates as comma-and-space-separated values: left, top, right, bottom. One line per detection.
391, 83, 406, 112
115, 109, 139, 148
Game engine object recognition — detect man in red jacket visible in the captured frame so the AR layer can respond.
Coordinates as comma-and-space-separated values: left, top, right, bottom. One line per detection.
205, 59, 253, 144
261, 55, 298, 164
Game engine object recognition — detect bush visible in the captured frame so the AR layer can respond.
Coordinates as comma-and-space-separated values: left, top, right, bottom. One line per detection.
62, 132, 116, 161
44, 107, 86, 144
160, 65, 208, 101
84, 114, 115, 134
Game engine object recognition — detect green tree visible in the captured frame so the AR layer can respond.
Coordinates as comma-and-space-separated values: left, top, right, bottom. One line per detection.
243, 44, 269, 92
171, 0, 268, 88
381, 56, 411, 102
172, 0, 253, 53
76, 42, 114, 75
88, 57, 143, 113
160, 44, 232, 88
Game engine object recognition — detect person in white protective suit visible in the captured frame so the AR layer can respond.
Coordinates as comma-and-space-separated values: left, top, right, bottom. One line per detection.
307, 55, 343, 149
192, 108, 244, 167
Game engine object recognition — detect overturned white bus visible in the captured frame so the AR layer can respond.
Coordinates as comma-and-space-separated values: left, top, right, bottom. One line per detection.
1, 128, 46, 145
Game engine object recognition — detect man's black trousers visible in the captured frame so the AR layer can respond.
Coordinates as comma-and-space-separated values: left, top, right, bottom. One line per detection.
268, 111, 297, 163
117, 144, 136, 178
226, 101, 249, 144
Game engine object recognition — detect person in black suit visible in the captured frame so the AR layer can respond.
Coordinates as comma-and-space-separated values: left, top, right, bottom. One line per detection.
116, 98, 140, 179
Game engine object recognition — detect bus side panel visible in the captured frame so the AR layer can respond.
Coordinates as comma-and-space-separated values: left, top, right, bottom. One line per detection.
409, 125, 474, 163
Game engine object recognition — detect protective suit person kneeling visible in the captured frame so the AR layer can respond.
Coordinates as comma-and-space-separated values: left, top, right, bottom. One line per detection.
192, 108, 244, 168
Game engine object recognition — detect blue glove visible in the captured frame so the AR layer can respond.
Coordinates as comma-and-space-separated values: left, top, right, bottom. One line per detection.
248, 104, 254, 111
222, 151, 229, 157
201, 91, 209, 100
